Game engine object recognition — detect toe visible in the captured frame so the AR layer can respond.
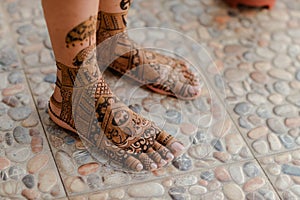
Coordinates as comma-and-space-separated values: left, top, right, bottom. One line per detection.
152, 141, 174, 161
156, 131, 184, 157
137, 153, 157, 171
146, 147, 167, 168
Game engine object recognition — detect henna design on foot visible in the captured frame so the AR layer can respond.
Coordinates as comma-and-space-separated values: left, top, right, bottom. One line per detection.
96, 10, 202, 100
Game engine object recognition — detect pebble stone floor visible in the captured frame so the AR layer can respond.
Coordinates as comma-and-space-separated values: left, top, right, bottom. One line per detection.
0, 0, 300, 199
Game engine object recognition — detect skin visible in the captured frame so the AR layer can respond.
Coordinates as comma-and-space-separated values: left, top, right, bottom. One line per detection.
42, 0, 184, 171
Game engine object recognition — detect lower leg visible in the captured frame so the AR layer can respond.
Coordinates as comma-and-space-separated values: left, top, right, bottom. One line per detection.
42, 0, 184, 171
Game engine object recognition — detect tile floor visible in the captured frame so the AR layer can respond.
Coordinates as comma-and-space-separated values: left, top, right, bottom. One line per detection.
0, 0, 300, 199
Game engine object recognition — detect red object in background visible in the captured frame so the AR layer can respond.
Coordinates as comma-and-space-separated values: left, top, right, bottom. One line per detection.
224, 0, 276, 9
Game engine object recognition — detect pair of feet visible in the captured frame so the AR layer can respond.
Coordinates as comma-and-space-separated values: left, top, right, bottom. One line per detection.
48, 12, 202, 172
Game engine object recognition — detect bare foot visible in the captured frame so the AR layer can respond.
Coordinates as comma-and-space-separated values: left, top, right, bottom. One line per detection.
48, 49, 184, 171
96, 11, 202, 100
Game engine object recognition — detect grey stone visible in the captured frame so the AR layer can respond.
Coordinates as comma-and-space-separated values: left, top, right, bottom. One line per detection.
243, 162, 259, 177
169, 186, 187, 200
192, 97, 210, 112
274, 104, 297, 117
279, 135, 295, 149
193, 130, 208, 144
288, 44, 300, 57
282, 164, 300, 176
6, 147, 30, 162
0, 171, 8, 181
246, 192, 264, 200
8, 71, 24, 84
287, 94, 300, 107
43, 74, 56, 83
0, 47, 18, 67
73, 150, 93, 165
87, 174, 102, 189
238, 117, 252, 129
0, 103, 7, 116
266, 118, 286, 134
175, 175, 197, 186
274, 81, 290, 96
200, 171, 214, 181
0, 116, 14, 131
2, 96, 19, 107
22, 174, 35, 189
128, 104, 142, 114
5, 132, 13, 146
211, 139, 223, 151
164, 109, 182, 124
13, 126, 31, 144
8, 166, 25, 180
8, 106, 32, 121
234, 102, 252, 116
256, 105, 272, 118
63, 136, 75, 145
172, 154, 192, 171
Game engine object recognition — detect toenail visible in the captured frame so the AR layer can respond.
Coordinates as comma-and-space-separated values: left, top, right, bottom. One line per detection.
171, 142, 184, 152
136, 164, 143, 171
166, 152, 174, 160
151, 163, 157, 169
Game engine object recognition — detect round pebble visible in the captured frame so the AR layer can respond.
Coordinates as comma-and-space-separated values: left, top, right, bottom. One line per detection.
87, 174, 102, 189
223, 183, 245, 200
109, 188, 125, 199
168, 186, 187, 200
43, 74, 56, 83
31, 135, 43, 153
285, 117, 300, 128
274, 81, 290, 95
252, 140, 269, 154
0, 117, 14, 131
78, 162, 99, 176
267, 133, 282, 151
27, 153, 49, 174
175, 175, 197, 186
214, 166, 231, 182
189, 185, 207, 195
213, 151, 231, 163
22, 115, 39, 127
7, 106, 32, 121
246, 93, 265, 105
275, 154, 292, 164
22, 174, 35, 189
13, 126, 31, 144
8, 166, 25, 180
243, 177, 266, 193
56, 150, 76, 175
268, 69, 293, 81
256, 105, 272, 118
22, 189, 40, 200
38, 169, 58, 192
224, 68, 248, 81
247, 126, 268, 140
266, 118, 285, 134
164, 109, 182, 124
268, 93, 283, 105
233, 102, 252, 116
65, 176, 88, 193
243, 162, 259, 177
286, 94, 300, 107
6, 147, 30, 162
103, 173, 130, 186
225, 134, 243, 154
2, 96, 19, 107
250, 71, 268, 84
275, 175, 291, 191
8, 71, 24, 84
180, 123, 197, 136
172, 154, 192, 171
0, 157, 10, 170
274, 104, 297, 117
229, 165, 245, 184
200, 171, 214, 181
279, 134, 295, 149
128, 183, 164, 198
266, 163, 281, 176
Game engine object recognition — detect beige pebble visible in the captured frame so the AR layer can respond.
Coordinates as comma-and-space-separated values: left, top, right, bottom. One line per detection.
0, 157, 10, 170
89, 192, 108, 200
38, 169, 57, 192
2, 84, 25, 96
78, 162, 99, 176
247, 126, 268, 140
214, 166, 231, 182
27, 154, 49, 174
274, 154, 292, 164
180, 123, 197, 136
223, 183, 245, 200
285, 117, 300, 128
213, 151, 231, 163
22, 189, 40, 200
243, 177, 266, 192
109, 188, 125, 199
31, 136, 43, 153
